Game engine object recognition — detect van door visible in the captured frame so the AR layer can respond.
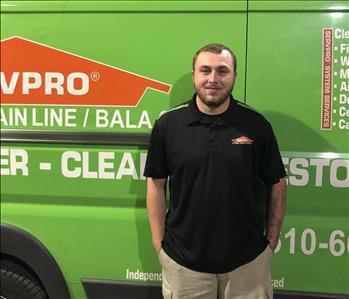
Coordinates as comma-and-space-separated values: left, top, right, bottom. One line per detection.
246, 1, 349, 296
1, 2, 248, 298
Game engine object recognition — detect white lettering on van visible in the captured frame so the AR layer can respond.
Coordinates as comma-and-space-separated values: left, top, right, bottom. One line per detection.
330, 160, 349, 187
335, 28, 349, 39
340, 56, 349, 66
99, 152, 115, 179
61, 151, 145, 180
0, 107, 77, 128
116, 153, 138, 180
340, 44, 349, 54
45, 72, 64, 95
309, 158, 330, 186
287, 158, 309, 186
340, 81, 349, 91
0, 72, 20, 94
339, 107, 349, 117
338, 119, 349, 129
61, 151, 81, 178
96, 109, 152, 129
340, 68, 349, 78
0, 72, 89, 95
0, 149, 28, 176
283, 157, 349, 188
339, 94, 349, 104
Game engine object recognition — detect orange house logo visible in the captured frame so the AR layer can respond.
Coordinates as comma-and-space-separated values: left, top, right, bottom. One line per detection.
0, 36, 171, 106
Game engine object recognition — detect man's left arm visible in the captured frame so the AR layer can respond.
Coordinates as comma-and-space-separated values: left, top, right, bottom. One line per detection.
267, 177, 287, 251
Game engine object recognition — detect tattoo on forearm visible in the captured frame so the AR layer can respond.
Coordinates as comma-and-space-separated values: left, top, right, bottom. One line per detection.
267, 186, 287, 246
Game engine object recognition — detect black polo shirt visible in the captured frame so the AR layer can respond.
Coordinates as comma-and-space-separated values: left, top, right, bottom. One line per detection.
144, 94, 286, 274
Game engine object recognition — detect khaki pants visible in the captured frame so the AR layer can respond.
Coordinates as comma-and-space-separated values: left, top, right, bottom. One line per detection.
159, 246, 273, 299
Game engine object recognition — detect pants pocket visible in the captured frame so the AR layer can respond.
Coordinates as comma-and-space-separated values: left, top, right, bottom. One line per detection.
158, 248, 163, 266
265, 289, 273, 299
162, 286, 172, 299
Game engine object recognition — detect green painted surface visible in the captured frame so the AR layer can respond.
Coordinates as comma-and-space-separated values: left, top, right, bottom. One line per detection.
1, 1, 349, 298
1, 1, 247, 12
1, 7, 246, 132
249, 1, 349, 11
247, 6, 349, 294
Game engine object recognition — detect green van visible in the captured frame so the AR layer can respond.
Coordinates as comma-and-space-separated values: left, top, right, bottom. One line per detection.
1, 1, 348, 298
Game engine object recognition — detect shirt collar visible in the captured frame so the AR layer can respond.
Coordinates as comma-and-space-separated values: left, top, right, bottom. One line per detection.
186, 93, 242, 126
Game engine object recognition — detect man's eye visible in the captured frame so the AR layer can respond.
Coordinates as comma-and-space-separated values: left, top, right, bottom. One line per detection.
200, 69, 209, 74
218, 69, 228, 74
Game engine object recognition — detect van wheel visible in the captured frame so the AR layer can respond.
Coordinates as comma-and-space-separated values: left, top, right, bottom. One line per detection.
1, 269, 47, 299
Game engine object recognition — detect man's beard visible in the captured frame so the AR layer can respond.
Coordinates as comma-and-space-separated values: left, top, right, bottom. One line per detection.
195, 84, 233, 108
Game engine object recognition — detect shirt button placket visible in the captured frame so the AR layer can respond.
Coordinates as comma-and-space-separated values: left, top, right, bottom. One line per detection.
209, 127, 217, 148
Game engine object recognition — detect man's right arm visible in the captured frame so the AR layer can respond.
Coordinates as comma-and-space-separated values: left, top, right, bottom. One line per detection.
147, 177, 167, 254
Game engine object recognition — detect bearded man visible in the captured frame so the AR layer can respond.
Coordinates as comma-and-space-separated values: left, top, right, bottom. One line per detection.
144, 43, 287, 299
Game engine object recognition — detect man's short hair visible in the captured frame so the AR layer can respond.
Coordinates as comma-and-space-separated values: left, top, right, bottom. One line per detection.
192, 43, 237, 74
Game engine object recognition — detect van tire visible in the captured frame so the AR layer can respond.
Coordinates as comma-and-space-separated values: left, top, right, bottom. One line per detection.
0, 269, 47, 299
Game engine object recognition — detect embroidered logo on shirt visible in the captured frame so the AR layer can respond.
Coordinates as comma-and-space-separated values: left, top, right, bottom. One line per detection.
231, 136, 254, 144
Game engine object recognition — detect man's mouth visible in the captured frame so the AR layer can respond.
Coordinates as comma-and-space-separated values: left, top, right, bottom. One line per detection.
205, 86, 220, 90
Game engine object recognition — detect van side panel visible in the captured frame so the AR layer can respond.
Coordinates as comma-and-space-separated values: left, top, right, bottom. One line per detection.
247, 1, 349, 295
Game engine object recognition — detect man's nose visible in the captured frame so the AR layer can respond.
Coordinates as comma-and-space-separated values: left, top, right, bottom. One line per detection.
208, 71, 218, 82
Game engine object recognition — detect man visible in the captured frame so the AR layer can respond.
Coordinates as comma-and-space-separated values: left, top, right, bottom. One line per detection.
144, 43, 287, 299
